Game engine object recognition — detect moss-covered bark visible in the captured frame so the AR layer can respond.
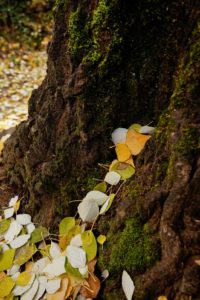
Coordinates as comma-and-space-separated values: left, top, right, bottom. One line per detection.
2, 1, 200, 298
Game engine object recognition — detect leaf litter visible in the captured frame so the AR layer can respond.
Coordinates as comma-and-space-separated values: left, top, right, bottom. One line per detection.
0, 119, 155, 299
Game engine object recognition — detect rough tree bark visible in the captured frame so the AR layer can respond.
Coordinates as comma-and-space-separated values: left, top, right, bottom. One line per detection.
2, 0, 200, 299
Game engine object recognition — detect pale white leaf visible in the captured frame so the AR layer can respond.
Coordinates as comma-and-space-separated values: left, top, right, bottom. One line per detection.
4, 207, 14, 219
11, 271, 20, 281
111, 128, 128, 145
99, 199, 109, 215
10, 234, 30, 249
0, 242, 9, 252
43, 256, 66, 277
7, 264, 20, 276
26, 223, 35, 234
21, 278, 39, 300
32, 257, 50, 274
70, 234, 82, 247
84, 190, 108, 206
104, 171, 121, 185
34, 276, 46, 300
44, 278, 61, 294
4, 220, 23, 243
9, 195, 19, 207
66, 245, 86, 268
122, 270, 135, 300
78, 198, 99, 223
16, 214, 32, 225
13, 274, 36, 295
49, 241, 62, 259
101, 269, 109, 281
79, 265, 88, 276
139, 125, 155, 135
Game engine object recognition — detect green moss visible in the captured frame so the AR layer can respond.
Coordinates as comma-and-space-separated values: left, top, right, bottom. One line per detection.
175, 127, 200, 158
68, 6, 91, 62
99, 216, 160, 275
170, 21, 200, 109
68, 0, 122, 71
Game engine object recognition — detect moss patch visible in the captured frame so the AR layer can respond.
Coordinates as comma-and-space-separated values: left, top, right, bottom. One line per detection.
175, 127, 200, 158
170, 21, 200, 109
99, 216, 160, 276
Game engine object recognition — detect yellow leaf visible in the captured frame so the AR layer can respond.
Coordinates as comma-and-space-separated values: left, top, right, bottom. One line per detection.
13, 201, 20, 213
93, 182, 107, 193
47, 277, 69, 300
115, 143, 131, 162
81, 230, 97, 262
126, 129, 151, 155
125, 157, 135, 167
0, 276, 15, 297
16, 271, 32, 286
59, 225, 81, 251
109, 160, 135, 180
59, 217, 75, 236
157, 296, 168, 300
97, 235, 106, 245
0, 142, 4, 155
0, 249, 15, 272
0, 272, 6, 281
195, 259, 200, 266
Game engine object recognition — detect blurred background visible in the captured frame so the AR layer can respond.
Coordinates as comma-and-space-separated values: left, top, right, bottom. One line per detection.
0, 0, 54, 147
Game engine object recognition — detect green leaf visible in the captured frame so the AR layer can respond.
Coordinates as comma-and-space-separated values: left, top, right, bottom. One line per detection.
59, 217, 75, 236
99, 193, 115, 215
110, 160, 135, 180
129, 123, 141, 132
65, 261, 86, 279
81, 230, 97, 262
14, 244, 37, 266
39, 244, 51, 257
0, 276, 15, 297
0, 219, 10, 234
0, 249, 15, 272
93, 182, 107, 193
30, 226, 49, 243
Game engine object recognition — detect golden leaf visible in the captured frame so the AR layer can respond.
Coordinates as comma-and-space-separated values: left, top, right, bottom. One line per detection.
115, 143, 131, 162
126, 129, 151, 155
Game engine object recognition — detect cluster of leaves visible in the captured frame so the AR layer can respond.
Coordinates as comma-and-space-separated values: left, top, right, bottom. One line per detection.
0, 124, 155, 300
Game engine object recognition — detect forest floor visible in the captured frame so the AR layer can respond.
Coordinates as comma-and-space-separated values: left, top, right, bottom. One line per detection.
0, 36, 49, 207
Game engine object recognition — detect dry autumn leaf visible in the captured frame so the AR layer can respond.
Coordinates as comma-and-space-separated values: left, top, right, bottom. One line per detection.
46, 277, 69, 300
115, 143, 132, 162
126, 129, 151, 155
80, 272, 101, 299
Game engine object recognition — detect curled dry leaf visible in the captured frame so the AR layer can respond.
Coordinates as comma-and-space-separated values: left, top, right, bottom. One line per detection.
80, 272, 100, 299
139, 125, 155, 135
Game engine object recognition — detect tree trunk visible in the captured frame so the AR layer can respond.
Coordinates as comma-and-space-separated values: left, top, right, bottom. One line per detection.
2, 0, 200, 299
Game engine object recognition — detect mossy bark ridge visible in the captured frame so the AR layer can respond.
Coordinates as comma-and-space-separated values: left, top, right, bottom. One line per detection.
3, 1, 200, 299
